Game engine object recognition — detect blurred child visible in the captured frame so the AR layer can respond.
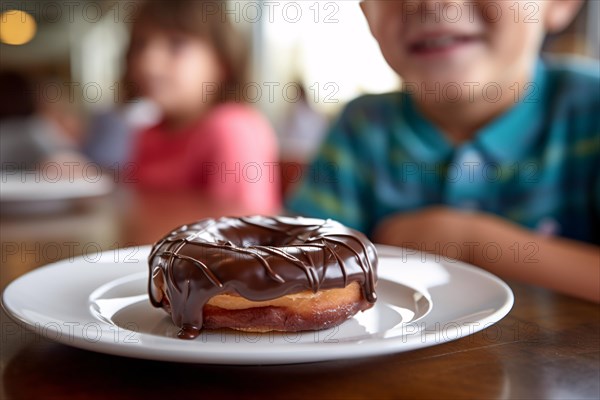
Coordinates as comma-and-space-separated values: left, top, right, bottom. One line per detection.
0, 71, 87, 172
128, 0, 280, 214
287, 1, 599, 302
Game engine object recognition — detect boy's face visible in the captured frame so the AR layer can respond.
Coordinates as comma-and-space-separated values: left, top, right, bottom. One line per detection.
361, 1, 580, 91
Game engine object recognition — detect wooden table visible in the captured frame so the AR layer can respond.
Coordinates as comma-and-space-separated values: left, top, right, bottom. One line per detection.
1, 189, 599, 399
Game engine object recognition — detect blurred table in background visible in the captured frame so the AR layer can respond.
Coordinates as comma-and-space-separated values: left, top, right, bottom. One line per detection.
1, 188, 599, 399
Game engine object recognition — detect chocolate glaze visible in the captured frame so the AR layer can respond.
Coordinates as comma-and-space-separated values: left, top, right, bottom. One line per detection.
148, 216, 378, 339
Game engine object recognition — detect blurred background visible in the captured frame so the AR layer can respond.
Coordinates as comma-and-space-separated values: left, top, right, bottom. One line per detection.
1, 0, 400, 169
1, 0, 598, 172
0, 0, 598, 256
2, 0, 596, 169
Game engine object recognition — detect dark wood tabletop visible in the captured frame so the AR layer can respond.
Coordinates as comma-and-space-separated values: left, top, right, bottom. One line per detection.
1, 189, 599, 400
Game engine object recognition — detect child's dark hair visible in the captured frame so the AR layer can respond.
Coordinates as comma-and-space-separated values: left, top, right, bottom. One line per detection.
126, 0, 249, 103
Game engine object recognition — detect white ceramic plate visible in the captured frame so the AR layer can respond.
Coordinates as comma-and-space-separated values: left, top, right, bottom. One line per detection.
0, 172, 113, 203
2, 245, 513, 365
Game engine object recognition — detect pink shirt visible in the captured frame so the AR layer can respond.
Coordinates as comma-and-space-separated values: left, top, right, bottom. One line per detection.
132, 103, 281, 214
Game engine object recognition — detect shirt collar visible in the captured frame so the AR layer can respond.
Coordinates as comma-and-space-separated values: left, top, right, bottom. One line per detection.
476, 60, 548, 163
400, 60, 548, 164
400, 93, 453, 162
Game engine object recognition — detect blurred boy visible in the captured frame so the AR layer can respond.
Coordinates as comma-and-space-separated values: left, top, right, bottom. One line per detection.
287, 1, 599, 302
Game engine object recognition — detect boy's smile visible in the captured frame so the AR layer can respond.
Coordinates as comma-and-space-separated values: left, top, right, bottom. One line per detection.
406, 29, 484, 60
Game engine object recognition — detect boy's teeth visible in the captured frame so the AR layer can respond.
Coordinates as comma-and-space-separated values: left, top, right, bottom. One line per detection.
421, 36, 457, 49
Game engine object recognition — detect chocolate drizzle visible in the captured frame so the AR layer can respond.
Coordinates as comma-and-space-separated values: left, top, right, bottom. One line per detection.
148, 216, 378, 339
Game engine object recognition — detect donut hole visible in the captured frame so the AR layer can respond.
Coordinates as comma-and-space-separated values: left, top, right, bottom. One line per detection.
220, 231, 296, 248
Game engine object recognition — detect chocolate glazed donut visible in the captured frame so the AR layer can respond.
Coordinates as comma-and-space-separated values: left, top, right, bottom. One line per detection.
148, 216, 378, 339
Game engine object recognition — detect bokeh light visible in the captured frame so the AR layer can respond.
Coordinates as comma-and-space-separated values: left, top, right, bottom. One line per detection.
0, 10, 37, 46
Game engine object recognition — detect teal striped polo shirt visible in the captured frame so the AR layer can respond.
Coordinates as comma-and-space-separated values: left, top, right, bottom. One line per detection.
286, 58, 600, 244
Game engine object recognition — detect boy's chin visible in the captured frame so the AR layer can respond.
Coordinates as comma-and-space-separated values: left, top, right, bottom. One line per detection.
402, 75, 479, 89
398, 54, 493, 83
401, 67, 491, 90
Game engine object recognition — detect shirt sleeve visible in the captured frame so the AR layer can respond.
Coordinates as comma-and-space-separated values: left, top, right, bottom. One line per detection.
285, 105, 371, 234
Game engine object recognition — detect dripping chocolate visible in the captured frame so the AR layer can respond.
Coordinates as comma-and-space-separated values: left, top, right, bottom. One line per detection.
148, 216, 378, 339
